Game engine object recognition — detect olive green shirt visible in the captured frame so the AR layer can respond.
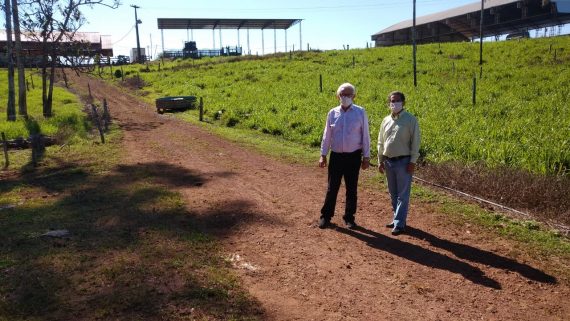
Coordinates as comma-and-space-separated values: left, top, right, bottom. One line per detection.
377, 110, 421, 163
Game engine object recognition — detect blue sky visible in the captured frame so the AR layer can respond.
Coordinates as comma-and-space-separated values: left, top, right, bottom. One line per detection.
81, 0, 483, 57
39, 0, 570, 58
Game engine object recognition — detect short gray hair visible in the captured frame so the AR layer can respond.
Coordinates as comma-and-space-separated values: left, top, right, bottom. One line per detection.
336, 83, 356, 96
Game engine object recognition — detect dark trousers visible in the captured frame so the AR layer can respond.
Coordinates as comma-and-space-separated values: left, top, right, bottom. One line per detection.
320, 150, 362, 222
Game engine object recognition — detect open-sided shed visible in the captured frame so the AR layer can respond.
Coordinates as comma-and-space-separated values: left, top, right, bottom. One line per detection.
157, 18, 303, 55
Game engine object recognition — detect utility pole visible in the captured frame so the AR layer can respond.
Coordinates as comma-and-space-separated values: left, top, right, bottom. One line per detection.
479, 0, 484, 65
149, 33, 153, 60
131, 5, 142, 63
412, 0, 417, 87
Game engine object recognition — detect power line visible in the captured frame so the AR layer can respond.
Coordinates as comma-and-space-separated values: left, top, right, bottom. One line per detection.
111, 24, 135, 45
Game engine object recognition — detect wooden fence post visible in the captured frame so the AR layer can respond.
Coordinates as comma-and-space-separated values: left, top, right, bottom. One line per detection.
30, 134, 44, 167
199, 97, 204, 122
1, 132, 8, 169
352, 55, 355, 67
88, 83, 92, 98
91, 104, 105, 144
102, 98, 111, 131
319, 74, 323, 93
472, 75, 477, 105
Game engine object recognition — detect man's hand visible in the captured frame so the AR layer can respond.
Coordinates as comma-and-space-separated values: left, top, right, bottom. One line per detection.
361, 158, 370, 170
406, 162, 416, 174
378, 161, 385, 174
319, 155, 327, 168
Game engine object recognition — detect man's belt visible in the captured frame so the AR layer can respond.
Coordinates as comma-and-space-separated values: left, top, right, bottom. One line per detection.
385, 155, 410, 161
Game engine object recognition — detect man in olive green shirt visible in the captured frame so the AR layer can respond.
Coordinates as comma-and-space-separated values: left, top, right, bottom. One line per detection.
377, 91, 421, 235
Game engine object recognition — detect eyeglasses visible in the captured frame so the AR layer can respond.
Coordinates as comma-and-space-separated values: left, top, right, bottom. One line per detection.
340, 93, 354, 97
390, 100, 402, 103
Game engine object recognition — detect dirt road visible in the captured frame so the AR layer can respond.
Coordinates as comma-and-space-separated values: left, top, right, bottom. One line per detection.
70, 74, 570, 321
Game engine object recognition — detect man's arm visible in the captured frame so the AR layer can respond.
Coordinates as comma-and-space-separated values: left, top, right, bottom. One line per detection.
377, 118, 387, 173
319, 111, 332, 168
407, 117, 421, 174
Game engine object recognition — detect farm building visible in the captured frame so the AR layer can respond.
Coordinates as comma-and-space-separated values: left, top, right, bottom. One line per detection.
371, 0, 570, 46
157, 18, 302, 57
0, 31, 113, 67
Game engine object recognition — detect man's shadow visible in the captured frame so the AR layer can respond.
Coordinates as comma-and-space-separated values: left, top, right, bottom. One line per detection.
336, 225, 556, 289
404, 226, 556, 284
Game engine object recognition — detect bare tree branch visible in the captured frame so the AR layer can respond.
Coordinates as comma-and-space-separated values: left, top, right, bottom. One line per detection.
18, 0, 121, 117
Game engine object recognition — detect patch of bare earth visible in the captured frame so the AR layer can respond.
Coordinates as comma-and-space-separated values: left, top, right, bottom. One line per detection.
69, 74, 570, 321
418, 162, 570, 228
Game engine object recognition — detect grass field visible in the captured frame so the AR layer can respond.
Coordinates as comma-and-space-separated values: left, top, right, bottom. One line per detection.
113, 35, 570, 176
0, 72, 90, 142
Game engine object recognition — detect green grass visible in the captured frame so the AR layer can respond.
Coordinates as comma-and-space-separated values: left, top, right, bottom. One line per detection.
0, 71, 90, 142
115, 36, 570, 176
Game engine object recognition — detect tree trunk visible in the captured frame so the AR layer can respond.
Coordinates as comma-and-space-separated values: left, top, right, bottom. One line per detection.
46, 53, 57, 117
41, 53, 49, 117
4, 0, 16, 121
60, 65, 68, 88
12, 0, 27, 118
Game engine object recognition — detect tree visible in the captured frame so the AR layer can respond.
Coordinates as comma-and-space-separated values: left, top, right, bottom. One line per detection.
20, 0, 120, 117
12, 0, 27, 118
3, 0, 16, 121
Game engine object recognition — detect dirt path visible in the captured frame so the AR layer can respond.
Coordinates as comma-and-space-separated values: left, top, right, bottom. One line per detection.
69, 74, 570, 321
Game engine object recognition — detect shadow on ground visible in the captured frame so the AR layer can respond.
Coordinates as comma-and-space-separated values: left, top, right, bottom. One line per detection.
0, 160, 266, 320
336, 225, 556, 290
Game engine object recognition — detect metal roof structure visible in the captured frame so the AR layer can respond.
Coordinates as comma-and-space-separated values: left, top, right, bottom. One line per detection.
0, 31, 113, 57
157, 18, 301, 30
157, 18, 304, 56
371, 0, 570, 46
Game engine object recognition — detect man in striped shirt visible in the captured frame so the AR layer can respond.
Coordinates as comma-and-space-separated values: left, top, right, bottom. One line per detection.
318, 83, 371, 229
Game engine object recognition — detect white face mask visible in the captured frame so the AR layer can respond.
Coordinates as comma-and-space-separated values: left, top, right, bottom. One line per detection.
390, 102, 403, 114
340, 96, 353, 108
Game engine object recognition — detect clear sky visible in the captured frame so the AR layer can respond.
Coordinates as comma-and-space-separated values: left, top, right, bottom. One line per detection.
16, 0, 570, 58
80, 0, 484, 58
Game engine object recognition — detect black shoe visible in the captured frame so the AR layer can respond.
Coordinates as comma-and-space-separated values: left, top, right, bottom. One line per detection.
385, 223, 394, 228
318, 218, 330, 229
391, 226, 405, 235
345, 220, 357, 229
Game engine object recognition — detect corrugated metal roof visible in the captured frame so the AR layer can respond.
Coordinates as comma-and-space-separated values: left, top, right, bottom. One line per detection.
373, 0, 517, 35
157, 18, 302, 30
0, 30, 110, 45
